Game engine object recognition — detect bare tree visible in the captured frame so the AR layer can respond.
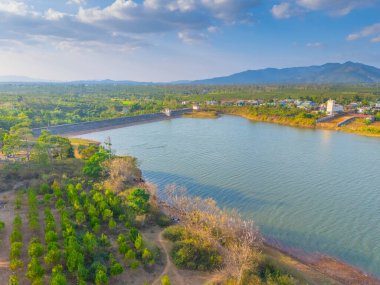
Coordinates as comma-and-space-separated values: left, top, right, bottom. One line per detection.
102, 156, 142, 192
164, 184, 262, 284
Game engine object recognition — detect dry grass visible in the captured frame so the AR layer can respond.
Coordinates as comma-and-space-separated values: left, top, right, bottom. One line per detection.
68, 137, 100, 146
182, 111, 219, 119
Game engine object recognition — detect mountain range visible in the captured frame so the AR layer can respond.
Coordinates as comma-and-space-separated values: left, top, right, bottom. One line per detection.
1, 62, 380, 84
191, 62, 380, 84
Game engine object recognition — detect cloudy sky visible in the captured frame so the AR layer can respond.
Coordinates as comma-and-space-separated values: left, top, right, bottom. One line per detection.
0, 0, 380, 81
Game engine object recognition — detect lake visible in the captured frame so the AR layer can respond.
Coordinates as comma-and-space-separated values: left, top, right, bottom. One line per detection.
77, 115, 380, 277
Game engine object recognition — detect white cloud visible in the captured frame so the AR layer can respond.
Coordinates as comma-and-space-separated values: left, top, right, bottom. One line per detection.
45, 8, 66, 21
178, 30, 207, 44
0, 0, 28, 15
0, 0, 259, 55
347, 23, 380, 42
67, 0, 86, 5
306, 42, 323, 48
271, 2, 297, 19
77, 0, 138, 22
207, 25, 219, 33
296, 0, 374, 15
272, 0, 375, 18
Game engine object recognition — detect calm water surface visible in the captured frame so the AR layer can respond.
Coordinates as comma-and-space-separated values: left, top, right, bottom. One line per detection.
78, 116, 380, 277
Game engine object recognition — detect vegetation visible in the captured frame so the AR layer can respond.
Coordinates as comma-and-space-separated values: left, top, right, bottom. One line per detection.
1, 83, 378, 284
0, 83, 379, 132
222, 106, 320, 128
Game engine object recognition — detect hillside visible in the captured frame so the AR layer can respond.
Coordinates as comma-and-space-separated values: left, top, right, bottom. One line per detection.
191, 62, 380, 84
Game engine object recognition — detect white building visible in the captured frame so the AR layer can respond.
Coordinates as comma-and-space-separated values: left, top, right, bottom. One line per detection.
192, 104, 201, 111
326, 100, 344, 115
206, 100, 218, 106
164, 108, 172, 116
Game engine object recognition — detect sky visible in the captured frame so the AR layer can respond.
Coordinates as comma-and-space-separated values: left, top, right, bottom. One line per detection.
0, 0, 380, 81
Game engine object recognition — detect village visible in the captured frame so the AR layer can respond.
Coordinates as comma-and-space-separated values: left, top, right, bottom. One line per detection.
184, 98, 380, 124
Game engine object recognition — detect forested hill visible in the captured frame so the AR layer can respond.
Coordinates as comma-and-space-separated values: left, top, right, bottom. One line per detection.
190, 62, 380, 84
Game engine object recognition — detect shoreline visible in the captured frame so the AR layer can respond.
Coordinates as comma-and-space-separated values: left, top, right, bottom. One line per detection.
263, 239, 380, 285
158, 202, 380, 284
225, 112, 380, 138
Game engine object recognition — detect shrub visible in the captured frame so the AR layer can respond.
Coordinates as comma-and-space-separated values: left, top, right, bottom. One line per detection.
117, 234, 126, 245
119, 243, 129, 255
10, 229, 22, 243
55, 198, 66, 210
31, 278, 44, 285
163, 226, 186, 242
99, 233, 111, 247
142, 248, 153, 264
134, 233, 143, 250
51, 180, 61, 197
43, 194, 52, 204
0, 220, 5, 231
15, 193, 22, 210
124, 249, 136, 261
51, 266, 68, 285
161, 275, 171, 285
108, 218, 116, 230
45, 231, 58, 243
156, 214, 172, 227
127, 188, 150, 214
8, 275, 20, 285
130, 260, 139, 270
171, 238, 222, 271
26, 257, 45, 280
95, 265, 109, 285
28, 242, 44, 258
9, 259, 23, 270
77, 263, 89, 281
13, 215, 22, 228
44, 247, 61, 266
75, 211, 86, 225
110, 262, 124, 276
10, 242, 22, 258
102, 209, 113, 221
40, 183, 50, 194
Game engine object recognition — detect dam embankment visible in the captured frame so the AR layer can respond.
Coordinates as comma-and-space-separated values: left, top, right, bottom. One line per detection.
32, 108, 191, 137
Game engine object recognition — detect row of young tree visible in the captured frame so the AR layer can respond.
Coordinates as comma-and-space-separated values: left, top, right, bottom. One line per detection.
6, 144, 159, 284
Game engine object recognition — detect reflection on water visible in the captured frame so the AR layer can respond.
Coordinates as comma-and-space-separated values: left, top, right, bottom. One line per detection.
78, 115, 380, 277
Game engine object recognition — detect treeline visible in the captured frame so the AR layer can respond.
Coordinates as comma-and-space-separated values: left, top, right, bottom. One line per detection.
1, 84, 379, 130
223, 106, 320, 128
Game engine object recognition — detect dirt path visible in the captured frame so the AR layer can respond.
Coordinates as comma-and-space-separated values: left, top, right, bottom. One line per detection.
152, 229, 185, 285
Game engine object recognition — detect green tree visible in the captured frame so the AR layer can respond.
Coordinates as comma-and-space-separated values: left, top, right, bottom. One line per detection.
127, 188, 150, 214
8, 275, 20, 285
26, 257, 45, 280
39, 132, 74, 159
75, 211, 86, 225
134, 234, 143, 250
95, 265, 109, 285
83, 151, 109, 178
110, 262, 124, 276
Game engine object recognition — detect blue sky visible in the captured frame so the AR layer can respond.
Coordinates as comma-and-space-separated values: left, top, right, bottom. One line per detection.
0, 0, 379, 81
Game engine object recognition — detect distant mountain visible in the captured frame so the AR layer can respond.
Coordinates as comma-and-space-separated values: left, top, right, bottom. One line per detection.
190, 62, 380, 84
2, 62, 380, 85
0, 75, 43, 82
